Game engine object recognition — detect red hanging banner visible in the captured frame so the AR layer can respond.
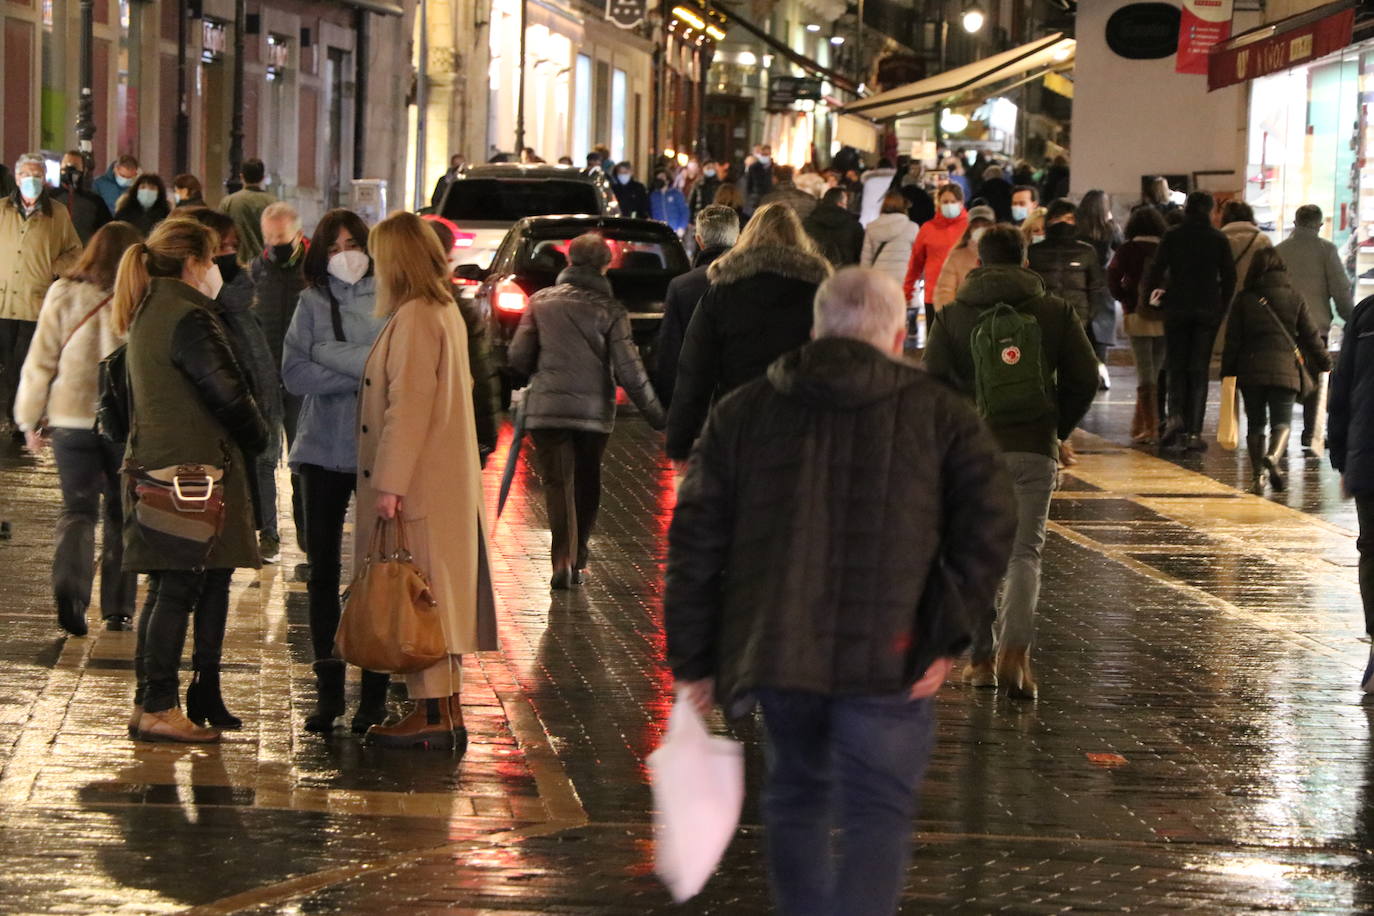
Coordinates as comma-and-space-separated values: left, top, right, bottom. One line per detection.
1176, 0, 1234, 74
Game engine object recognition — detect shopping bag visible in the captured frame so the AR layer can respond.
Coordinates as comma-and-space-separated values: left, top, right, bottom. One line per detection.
1310, 371, 1330, 456
647, 686, 745, 903
1217, 376, 1240, 451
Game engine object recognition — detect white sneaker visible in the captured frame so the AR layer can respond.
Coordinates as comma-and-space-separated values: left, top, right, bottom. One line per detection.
1098, 362, 1112, 391
1362, 648, 1374, 694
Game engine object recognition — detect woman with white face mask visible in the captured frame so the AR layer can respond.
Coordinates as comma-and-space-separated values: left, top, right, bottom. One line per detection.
114, 217, 270, 743
113, 173, 172, 237
280, 208, 391, 736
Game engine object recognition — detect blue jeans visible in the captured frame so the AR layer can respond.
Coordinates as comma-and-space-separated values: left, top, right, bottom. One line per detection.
756, 689, 936, 916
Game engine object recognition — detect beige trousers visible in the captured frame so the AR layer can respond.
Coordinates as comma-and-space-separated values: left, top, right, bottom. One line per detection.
404, 654, 462, 699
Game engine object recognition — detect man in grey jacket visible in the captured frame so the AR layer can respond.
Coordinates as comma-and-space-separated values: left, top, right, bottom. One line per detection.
1275, 204, 1354, 449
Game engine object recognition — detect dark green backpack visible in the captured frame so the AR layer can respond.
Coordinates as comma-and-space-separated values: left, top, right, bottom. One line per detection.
970, 302, 1053, 423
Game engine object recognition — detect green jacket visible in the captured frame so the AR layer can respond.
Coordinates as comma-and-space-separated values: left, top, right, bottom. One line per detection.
924, 265, 1099, 459
219, 185, 276, 265
122, 278, 267, 571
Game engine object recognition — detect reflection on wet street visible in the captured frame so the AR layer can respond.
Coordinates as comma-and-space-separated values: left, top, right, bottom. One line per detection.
2, 369, 1374, 913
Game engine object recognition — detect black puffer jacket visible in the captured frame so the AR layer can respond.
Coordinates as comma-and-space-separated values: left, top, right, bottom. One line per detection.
1221, 268, 1332, 392
803, 200, 865, 268
665, 336, 1016, 707
665, 244, 831, 459
508, 266, 665, 432
1143, 213, 1237, 325
1027, 221, 1107, 327
1330, 296, 1374, 495
455, 291, 500, 458
249, 239, 307, 373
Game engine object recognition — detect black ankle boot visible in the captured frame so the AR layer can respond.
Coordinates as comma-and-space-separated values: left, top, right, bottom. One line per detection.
1264, 426, 1291, 491
57, 598, 88, 637
185, 669, 242, 729
305, 659, 346, 733
351, 670, 391, 734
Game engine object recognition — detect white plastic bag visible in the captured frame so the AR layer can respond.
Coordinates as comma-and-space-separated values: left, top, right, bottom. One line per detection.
647, 686, 745, 903
1310, 371, 1330, 456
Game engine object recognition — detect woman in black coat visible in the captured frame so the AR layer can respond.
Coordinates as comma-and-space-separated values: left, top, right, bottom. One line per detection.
1222, 248, 1331, 494
1329, 293, 1374, 691
113, 173, 172, 237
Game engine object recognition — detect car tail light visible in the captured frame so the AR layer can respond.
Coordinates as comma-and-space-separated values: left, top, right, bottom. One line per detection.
495, 277, 528, 313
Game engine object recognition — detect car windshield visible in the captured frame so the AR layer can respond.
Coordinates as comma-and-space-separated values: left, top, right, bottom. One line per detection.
518, 235, 689, 289
441, 179, 599, 222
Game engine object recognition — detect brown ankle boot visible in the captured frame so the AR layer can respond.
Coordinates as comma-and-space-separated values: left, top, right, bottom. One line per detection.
1130, 388, 1150, 443
135, 707, 222, 743
1140, 385, 1160, 444
961, 659, 997, 688
365, 698, 456, 750
128, 705, 143, 739
995, 647, 1038, 700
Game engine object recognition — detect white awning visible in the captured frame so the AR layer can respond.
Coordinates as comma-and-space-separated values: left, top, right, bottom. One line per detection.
835, 114, 879, 153
839, 33, 1075, 121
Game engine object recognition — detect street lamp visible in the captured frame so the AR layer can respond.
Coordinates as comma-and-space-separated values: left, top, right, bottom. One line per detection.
961, 2, 985, 33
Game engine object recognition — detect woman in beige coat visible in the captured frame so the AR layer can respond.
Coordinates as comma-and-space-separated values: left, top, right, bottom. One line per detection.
357, 211, 497, 752
933, 205, 995, 308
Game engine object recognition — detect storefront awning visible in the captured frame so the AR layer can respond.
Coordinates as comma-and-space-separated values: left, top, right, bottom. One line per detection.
837, 33, 1074, 121
1207, 0, 1357, 91
835, 114, 879, 153
342, 0, 405, 17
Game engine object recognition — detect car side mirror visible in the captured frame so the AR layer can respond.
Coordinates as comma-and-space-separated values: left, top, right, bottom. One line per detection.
454, 263, 487, 282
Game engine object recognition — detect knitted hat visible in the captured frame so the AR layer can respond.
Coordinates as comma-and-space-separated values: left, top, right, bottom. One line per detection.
967, 205, 996, 223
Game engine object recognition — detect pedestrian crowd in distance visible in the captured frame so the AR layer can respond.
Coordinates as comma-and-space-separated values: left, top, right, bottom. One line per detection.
5, 140, 1374, 916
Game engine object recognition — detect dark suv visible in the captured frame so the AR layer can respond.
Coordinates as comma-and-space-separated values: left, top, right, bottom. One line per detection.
456, 216, 690, 399
434, 164, 620, 270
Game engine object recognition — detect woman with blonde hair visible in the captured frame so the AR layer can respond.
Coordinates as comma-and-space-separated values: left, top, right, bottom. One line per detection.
116, 216, 269, 743
665, 202, 832, 461
357, 211, 497, 751
16, 220, 143, 636
1020, 207, 1048, 248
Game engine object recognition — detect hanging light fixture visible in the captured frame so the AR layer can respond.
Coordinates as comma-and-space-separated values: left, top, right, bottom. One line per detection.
960, 2, 985, 33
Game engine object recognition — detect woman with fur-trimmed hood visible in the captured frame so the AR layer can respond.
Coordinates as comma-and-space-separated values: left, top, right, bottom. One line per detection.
665, 202, 833, 461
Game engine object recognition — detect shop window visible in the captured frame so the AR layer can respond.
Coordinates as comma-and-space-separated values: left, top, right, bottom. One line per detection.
612, 68, 627, 163
575, 55, 591, 162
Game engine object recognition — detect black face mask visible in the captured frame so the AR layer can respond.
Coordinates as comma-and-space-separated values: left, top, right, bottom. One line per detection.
271, 242, 295, 262
60, 167, 82, 187
214, 253, 241, 285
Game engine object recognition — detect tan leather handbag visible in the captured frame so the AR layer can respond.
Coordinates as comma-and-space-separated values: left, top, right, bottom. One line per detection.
335, 513, 447, 674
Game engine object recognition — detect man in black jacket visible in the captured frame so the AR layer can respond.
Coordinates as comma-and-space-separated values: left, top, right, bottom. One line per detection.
925, 226, 1099, 699
611, 161, 651, 219
51, 151, 111, 244
1143, 190, 1237, 451
655, 205, 738, 406
666, 267, 1015, 916
803, 187, 865, 268
1027, 199, 1107, 338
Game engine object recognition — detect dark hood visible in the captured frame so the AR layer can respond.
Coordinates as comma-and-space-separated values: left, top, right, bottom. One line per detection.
692, 245, 730, 269
767, 336, 919, 410
956, 265, 1047, 308
808, 201, 857, 229
555, 265, 613, 297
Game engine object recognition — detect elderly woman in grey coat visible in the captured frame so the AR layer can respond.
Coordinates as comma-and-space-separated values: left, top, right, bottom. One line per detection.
509, 232, 666, 589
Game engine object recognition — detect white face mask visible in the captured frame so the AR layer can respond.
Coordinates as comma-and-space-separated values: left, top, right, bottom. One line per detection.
941, 203, 962, 219
616, 173, 632, 185
115, 172, 136, 188
970, 227, 987, 244
137, 188, 160, 209
328, 249, 370, 286
18, 176, 43, 201
704, 169, 717, 178
199, 263, 224, 300
1031, 233, 1046, 245
1011, 205, 1029, 222
757, 155, 771, 167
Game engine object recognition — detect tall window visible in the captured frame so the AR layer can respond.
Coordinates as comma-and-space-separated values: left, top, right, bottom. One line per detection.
611, 68, 627, 164
574, 54, 591, 163
117, 0, 144, 155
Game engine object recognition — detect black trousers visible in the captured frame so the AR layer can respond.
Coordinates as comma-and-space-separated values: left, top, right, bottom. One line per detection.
135, 568, 232, 712
300, 463, 355, 660
1164, 318, 1219, 435
1358, 494, 1374, 636
1240, 385, 1296, 436
0, 318, 36, 423
531, 428, 610, 572
49, 428, 136, 620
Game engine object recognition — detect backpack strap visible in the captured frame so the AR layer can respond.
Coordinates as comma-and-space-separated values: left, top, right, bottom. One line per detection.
324, 284, 347, 343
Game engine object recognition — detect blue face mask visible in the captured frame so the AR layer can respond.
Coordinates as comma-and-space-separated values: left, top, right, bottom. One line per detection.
115, 173, 135, 188
1011, 205, 1029, 222
136, 188, 160, 209
18, 177, 43, 201
941, 203, 962, 219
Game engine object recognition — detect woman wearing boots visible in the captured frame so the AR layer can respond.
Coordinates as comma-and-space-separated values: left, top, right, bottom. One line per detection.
1222, 248, 1331, 494
281, 209, 390, 734
15, 221, 143, 635
115, 217, 269, 743
1108, 206, 1168, 444
357, 212, 497, 751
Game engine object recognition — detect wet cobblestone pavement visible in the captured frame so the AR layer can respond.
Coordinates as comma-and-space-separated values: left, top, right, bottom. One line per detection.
3, 363, 1374, 913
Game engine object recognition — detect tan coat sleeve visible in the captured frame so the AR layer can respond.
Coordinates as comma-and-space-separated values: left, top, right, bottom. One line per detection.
933, 247, 968, 309
50, 204, 82, 276
373, 304, 443, 498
